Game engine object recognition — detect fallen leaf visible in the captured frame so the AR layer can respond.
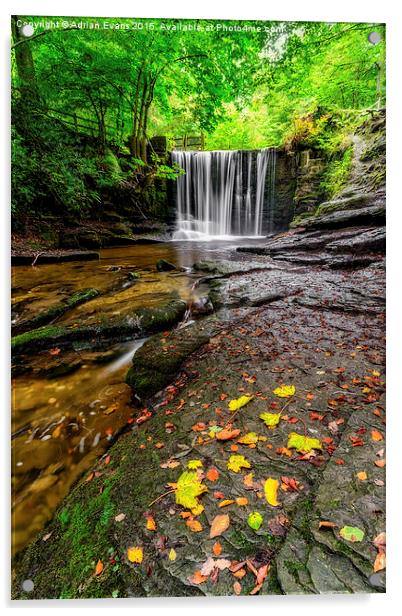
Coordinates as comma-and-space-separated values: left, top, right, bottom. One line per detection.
238, 432, 259, 445
339, 526, 364, 542
127, 546, 143, 563
175, 471, 207, 509
145, 515, 157, 531
287, 432, 322, 453
168, 548, 177, 561
233, 568, 246, 578
374, 459, 386, 468
243, 472, 254, 488
256, 563, 270, 585
188, 570, 208, 585
259, 412, 281, 428
213, 541, 222, 556
216, 428, 241, 441
219, 499, 235, 508
186, 519, 203, 532
236, 497, 249, 506
95, 560, 104, 576
371, 430, 383, 442
280, 476, 303, 492
227, 455, 251, 473
187, 459, 203, 469
264, 478, 280, 506
214, 491, 225, 499
247, 511, 263, 530
276, 447, 293, 458
160, 459, 180, 469
191, 504, 204, 516
373, 552, 386, 572
272, 384, 295, 398
228, 395, 254, 412
210, 514, 230, 538
373, 531, 386, 552
115, 513, 126, 522
233, 581, 242, 595
356, 471, 368, 481
318, 521, 337, 529
206, 467, 219, 482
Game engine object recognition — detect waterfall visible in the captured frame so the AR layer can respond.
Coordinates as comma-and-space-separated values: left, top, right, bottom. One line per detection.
172, 148, 276, 240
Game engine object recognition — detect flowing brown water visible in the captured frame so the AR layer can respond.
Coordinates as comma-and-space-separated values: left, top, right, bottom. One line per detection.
11, 239, 262, 554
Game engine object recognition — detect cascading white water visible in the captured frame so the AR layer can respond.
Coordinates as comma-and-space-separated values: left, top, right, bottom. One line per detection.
172, 148, 276, 240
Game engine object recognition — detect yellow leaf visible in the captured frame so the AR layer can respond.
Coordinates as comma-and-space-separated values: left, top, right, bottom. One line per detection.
287, 432, 322, 453
191, 504, 204, 516
228, 395, 254, 412
227, 455, 251, 473
175, 471, 207, 509
356, 471, 367, 481
127, 546, 143, 563
372, 370, 381, 377
168, 548, 177, 561
259, 412, 281, 428
264, 478, 280, 507
238, 432, 259, 444
187, 459, 203, 469
210, 514, 230, 538
272, 385, 295, 398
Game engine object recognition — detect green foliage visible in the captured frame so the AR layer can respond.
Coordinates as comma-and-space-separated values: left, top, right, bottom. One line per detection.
320, 146, 353, 198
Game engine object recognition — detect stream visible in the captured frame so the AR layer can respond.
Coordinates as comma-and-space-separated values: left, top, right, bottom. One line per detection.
11, 239, 264, 555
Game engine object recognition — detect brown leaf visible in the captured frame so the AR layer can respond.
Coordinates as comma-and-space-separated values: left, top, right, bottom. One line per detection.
233, 581, 242, 595
319, 520, 337, 530
210, 514, 230, 538
373, 552, 386, 572
256, 563, 270, 585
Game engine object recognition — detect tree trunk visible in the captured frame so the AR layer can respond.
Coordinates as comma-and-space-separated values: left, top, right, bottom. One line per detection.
11, 16, 41, 109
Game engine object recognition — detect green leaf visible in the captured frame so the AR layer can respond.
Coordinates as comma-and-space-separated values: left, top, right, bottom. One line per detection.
247, 511, 263, 530
259, 412, 281, 428
339, 526, 365, 542
227, 455, 251, 473
175, 471, 207, 509
287, 432, 322, 453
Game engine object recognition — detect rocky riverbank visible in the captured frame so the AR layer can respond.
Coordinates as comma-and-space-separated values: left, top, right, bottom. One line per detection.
12, 206, 385, 597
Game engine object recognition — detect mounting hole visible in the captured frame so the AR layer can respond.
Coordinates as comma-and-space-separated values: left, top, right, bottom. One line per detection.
368, 31, 381, 45
21, 24, 34, 37
21, 579, 34, 592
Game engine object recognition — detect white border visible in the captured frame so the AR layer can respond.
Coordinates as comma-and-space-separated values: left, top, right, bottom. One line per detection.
2, 1, 401, 614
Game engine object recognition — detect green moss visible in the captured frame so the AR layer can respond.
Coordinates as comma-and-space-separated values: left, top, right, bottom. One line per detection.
11, 324, 69, 351
319, 146, 353, 199
13, 288, 99, 336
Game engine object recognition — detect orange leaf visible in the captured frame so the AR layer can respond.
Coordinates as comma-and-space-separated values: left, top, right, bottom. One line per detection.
356, 471, 367, 481
179, 511, 192, 519
243, 473, 254, 488
375, 459, 386, 467
233, 568, 246, 578
371, 430, 383, 442
186, 519, 203, 532
236, 497, 249, 506
188, 570, 208, 585
219, 499, 235, 508
256, 563, 270, 585
216, 428, 241, 441
146, 515, 157, 531
213, 541, 222, 556
206, 467, 219, 482
95, 560, 104, 576
213, 491, 225, 499
306, 393, 315, 400
210, 514, 230, 538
